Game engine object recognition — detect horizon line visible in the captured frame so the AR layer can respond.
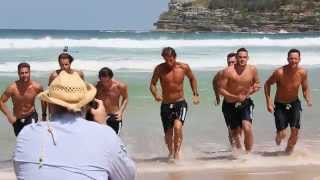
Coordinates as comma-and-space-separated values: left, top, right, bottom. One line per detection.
0, 28, 155, 31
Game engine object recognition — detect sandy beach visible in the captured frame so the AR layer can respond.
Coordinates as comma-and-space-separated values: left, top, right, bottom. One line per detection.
2, 165, 320, 180
137, 165, 320, 180
0, 168, 14, 180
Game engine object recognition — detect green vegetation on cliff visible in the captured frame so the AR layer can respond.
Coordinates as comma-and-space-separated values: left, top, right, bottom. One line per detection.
192, 0, 319, 11
155, 0, 320, 32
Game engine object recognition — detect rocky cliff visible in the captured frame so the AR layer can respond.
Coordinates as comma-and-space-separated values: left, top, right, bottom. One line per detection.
154, 0, 320, 32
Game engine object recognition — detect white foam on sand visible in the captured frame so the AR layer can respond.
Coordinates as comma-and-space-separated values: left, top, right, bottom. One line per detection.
137, 147, 320, 173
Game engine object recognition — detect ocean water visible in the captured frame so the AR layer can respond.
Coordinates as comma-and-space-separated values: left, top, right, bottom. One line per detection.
0, 30, 320, 171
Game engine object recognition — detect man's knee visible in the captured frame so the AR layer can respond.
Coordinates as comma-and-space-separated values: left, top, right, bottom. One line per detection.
278, 129, 287, 139
242, 121, 252, 133
165, 128, 174, 137
231, 128, 241, 138
290, 128, 299, 138
173, 119, 183, 131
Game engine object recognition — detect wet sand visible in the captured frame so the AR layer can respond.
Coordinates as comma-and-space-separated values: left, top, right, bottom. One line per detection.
137, 165, 320, 180
0, 168, 14, 180
1, 164, 320, 180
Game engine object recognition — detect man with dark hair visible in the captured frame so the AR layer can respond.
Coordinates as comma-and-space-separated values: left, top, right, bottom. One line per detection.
150, 47, 200, 161
212, 52, 237, 147
0, 63, 46, 136
161, 47, 177, 58
48, 51, 84, 85
219, 48, 260, 153
264, 48, 312, 154
213, 52, 237, 105
92, 67, 128, 134
287, 48, 300, 57
98, 67, 114, 79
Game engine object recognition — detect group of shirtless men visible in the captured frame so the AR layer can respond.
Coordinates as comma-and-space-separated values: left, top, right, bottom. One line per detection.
0, 47, 312, 162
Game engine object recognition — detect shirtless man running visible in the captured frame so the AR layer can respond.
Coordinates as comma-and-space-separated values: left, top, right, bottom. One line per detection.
150, 47, 200, 161
264, 49, 312, 154
0, 63, 45, 136
218, 48, 260, 152
212, 52, 237, 147
92, 67, 128, 135
213, 52, 237, 106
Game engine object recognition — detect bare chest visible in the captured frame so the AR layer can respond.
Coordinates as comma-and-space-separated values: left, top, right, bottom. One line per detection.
97, 87, 121, 100
12, 88, 37, 103
278, 73, 302, 89
160, 68, 185, 84
228, 70, 254, 86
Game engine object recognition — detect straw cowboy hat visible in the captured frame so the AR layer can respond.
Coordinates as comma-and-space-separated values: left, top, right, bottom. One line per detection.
38, 71, 96, 111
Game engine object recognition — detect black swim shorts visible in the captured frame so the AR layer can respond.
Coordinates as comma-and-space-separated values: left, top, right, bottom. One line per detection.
274, 99, 302, 131
222, 98, 254, 130
160, 100, 188, 133
13, 111, 38, 136
106, 113, 123, 135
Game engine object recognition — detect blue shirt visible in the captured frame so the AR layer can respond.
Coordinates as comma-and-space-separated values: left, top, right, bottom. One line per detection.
14, 112, 136, 180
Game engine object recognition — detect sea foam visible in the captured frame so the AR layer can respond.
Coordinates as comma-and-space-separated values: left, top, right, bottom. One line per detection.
0, 37, 320, 49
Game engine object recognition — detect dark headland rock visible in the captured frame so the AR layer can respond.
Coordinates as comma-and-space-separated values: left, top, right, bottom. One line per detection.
154, 0, 320, 32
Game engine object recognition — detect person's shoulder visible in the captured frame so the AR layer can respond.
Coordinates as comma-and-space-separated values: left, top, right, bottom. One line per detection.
156, 63, 165, 69
176, 62, 191, 71
95, 81, 102, 88
214, 70, 223, 77
50, 70, 59, 76
176, 61, 187, 67
297, 66, 307, 74
82, 120, 122, 146
153, 63, 166, 73
3, 81, 19, 94
73, 69, 84, 75
277, 66, 285, 73
31, 80, 43, 89
217, 67, 231, 79
115, 80, 127, 89
7, 81, 17, 90
49, 70, 58, 79
222, 65, 234, 74
247, 64, 257, 71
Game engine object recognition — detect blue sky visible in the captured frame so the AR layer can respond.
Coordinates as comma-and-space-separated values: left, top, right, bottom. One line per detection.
0, 0, 168, 30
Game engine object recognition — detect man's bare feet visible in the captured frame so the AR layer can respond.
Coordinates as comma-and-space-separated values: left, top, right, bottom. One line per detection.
285, 146, 294, 155
174, 151, 181, 160
168, 154, 174, 163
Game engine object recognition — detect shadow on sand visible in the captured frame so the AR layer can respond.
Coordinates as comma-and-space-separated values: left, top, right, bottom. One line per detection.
197, 150, 289, 161
257, 150, 289, 157
134, 156, 169, 163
